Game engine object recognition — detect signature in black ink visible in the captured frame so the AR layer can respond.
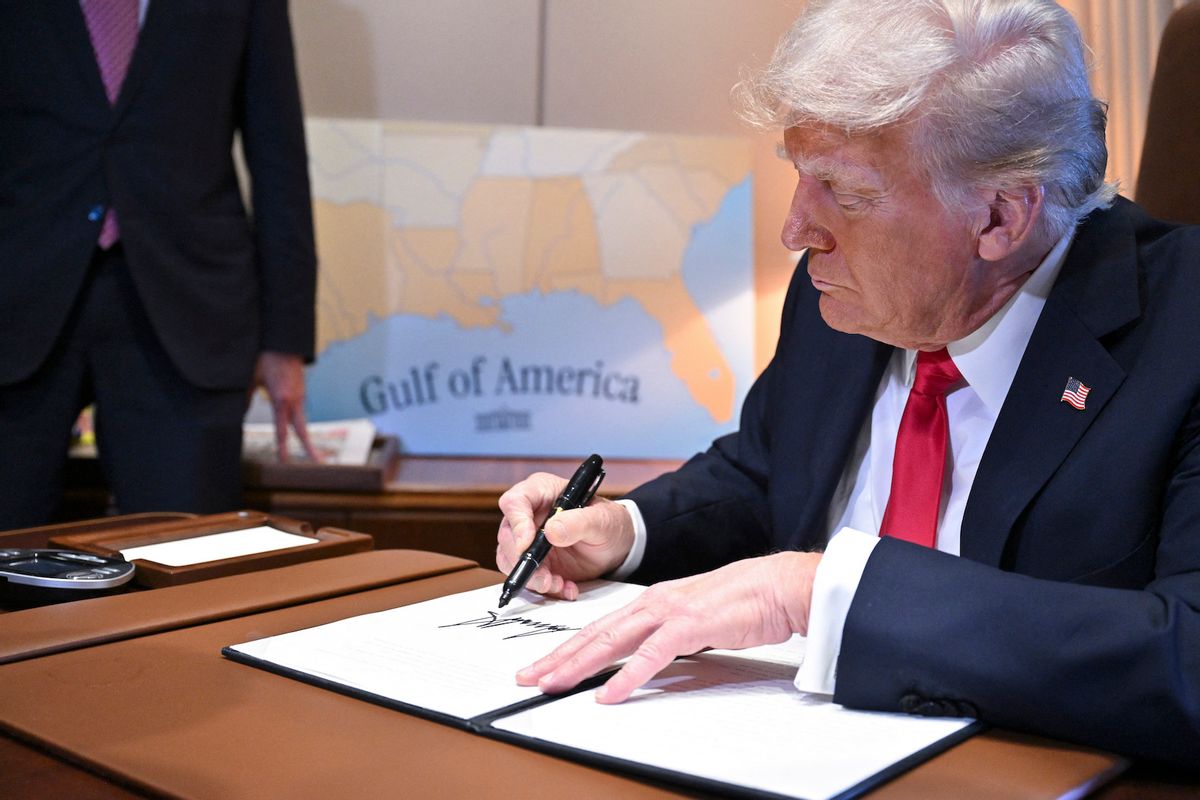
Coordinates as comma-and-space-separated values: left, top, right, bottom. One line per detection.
438, 611, 580, 640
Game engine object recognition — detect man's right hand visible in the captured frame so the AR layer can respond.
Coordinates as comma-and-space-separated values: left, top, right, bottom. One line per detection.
496, 472, 636, 601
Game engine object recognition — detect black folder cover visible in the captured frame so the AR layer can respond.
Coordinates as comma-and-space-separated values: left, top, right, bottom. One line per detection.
222, 644, 982, 800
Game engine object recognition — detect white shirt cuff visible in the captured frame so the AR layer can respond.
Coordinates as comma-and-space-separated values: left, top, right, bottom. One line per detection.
608, 499, 647, 579
794, 527, 879, 695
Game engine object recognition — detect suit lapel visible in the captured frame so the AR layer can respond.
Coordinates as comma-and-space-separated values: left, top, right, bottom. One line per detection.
112, 0, 173, 120
45, 0, 110, 114
960, 201, 1143, 566
793, 324, 892, 545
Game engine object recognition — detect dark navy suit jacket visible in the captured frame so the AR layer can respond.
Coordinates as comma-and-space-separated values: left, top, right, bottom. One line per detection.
627, 198, 1200, 766
0, 0, 315, 389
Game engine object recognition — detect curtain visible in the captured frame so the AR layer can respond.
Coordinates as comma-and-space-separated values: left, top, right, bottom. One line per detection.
1059, 0, 1191, 197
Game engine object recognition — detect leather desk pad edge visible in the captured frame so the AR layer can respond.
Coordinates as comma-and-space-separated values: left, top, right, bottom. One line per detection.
0, 549, 477, 664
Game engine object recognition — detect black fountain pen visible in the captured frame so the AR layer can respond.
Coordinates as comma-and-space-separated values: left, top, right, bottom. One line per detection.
498, 454, 605, 608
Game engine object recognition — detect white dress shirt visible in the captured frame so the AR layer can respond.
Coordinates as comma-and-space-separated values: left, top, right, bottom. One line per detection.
615, 232, 1075, 696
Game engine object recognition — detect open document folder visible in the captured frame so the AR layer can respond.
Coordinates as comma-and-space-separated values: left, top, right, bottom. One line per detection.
224, 581, 978, 800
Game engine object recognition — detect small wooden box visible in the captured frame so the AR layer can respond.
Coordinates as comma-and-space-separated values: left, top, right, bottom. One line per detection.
241, 436, 400, 492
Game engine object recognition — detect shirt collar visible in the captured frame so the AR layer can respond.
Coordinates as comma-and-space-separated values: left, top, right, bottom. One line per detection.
901, 231, 1075, 414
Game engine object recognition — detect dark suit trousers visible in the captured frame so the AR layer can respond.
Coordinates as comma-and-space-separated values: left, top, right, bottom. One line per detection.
0, 246, 245, 528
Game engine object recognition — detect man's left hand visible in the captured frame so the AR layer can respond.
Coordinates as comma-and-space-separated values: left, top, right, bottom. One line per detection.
516, 550, 822, 703
253, 351, 318, 463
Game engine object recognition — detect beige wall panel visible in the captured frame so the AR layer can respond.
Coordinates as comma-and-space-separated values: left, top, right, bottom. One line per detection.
292, 0, 542, 123
542, 0, 803, 135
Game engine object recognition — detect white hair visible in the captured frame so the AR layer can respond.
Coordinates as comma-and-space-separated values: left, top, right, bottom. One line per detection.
736, 0, 1118, 238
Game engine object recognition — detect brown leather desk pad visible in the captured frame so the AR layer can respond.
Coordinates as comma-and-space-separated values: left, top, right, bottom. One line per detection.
0, 549, 474, 664
0, 560, 1125, 799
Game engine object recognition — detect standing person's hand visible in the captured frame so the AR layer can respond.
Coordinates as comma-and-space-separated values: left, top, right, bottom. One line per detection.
253, 351, 319, 463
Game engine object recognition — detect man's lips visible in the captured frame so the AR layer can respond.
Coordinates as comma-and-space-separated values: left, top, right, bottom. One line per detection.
807, 253, 842, 292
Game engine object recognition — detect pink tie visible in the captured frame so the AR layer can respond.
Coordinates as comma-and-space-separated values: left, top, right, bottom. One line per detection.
81, 0, 140, 249
879, 348, 962, 548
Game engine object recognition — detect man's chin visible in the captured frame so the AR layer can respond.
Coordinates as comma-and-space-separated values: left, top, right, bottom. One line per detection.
818, 303, 920, 348
816, 297, 867, 337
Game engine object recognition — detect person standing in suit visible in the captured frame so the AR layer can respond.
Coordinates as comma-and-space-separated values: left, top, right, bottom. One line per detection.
494, 0, 1200, 766
0, 0, 316, 528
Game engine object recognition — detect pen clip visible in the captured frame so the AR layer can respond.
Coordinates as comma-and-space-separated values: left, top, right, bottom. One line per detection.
582, 469, 605, 506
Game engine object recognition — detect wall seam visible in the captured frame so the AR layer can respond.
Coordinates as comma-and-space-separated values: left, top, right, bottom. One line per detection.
535, 0, 548, 126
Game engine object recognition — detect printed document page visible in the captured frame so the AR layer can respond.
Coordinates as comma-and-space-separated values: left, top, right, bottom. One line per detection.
227, 581, 646, 720
242, 418, 376, 465
492, 636, 973, 800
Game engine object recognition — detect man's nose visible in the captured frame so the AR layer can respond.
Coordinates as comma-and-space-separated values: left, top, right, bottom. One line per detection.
781, 180, 835, 252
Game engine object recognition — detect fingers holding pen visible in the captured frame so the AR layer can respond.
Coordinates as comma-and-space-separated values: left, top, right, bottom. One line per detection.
498, 472, 565, 550
525, 564, 578, 599
497, 474, 562, 566
496, 471, 633, 601
496, 472, 592, 600
525, 524, 584, 599
495, 520, 519, 575
498, 478, 607, 552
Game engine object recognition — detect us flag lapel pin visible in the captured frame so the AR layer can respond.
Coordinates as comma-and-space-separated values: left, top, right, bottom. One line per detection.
1060, 376, 1091, 410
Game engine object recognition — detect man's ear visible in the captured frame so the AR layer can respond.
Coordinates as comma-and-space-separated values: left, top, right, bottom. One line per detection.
976, 186, 1044, 261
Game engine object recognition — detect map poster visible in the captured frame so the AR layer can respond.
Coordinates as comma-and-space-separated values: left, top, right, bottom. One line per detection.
305, 120, 753, 459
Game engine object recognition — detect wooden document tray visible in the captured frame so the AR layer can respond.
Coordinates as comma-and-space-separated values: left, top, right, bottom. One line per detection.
241, 435, 400, 492
49, 511, 373, 588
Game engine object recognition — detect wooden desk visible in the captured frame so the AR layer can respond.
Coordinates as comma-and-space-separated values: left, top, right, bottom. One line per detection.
63, 455, 683, 567
2, 550, 1193, 799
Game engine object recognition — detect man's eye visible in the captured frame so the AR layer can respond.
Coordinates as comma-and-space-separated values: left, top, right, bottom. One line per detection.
835, 194, 869, 210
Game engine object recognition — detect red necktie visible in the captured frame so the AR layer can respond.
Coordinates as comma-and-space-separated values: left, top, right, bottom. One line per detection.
81, 0, 140, 249
879, 348, 962, 548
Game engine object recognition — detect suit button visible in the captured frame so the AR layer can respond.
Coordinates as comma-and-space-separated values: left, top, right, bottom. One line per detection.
87, 204, 105, 222
929, 700, 956, 716
952, 700, 979, 718
899, 693, 959, 716
916, 700, 945, 716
